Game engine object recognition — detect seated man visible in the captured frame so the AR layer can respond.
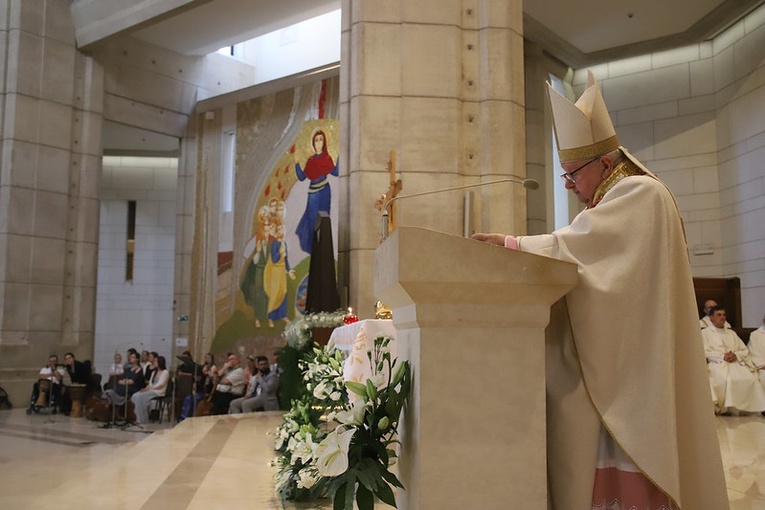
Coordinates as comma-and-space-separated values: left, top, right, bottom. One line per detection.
27, 354, 65, 413
746, 313, 765, 385
229, 355, 280, 413
59, 352, 92, 416
228, 355, 256, 413
702, 307, 765, 414
700, 299, 730, 329
270, 349, 282, 377
210, 353, 246, 415
105, 352, 124, 390
64, 352, 91, 385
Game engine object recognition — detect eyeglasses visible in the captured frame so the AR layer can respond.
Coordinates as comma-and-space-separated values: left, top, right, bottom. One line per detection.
560, 157, 600, 185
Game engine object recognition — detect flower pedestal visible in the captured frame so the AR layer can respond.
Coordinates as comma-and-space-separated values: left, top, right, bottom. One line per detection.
374, 227, 578, 509
311, 327, 334, 346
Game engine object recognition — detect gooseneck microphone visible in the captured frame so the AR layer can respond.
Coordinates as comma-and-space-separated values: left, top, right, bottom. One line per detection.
381, 177, 539, 240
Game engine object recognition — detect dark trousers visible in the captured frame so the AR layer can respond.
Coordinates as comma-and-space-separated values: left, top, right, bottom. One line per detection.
210, 391, 240, 415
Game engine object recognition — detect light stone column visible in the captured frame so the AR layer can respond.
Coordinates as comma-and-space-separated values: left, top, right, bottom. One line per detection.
339, 0, 527, 317
0, 1, 102, 404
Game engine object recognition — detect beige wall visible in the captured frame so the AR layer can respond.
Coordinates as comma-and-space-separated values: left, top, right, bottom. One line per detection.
340, 0, 528, 317
95, 156, 178, 376
0, 0, 102, 403
0, 0, 253, 405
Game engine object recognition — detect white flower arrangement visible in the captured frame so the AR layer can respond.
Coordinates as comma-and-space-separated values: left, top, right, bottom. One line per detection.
301, 345, 346, 404
272, 343, 349, 503
272, 397, 325, 501
313, 335, 411, 510
283, 309, 346, 350
273, 335, 412, 509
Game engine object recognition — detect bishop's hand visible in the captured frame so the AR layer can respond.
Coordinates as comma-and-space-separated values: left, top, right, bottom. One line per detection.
471, 233, 507, 246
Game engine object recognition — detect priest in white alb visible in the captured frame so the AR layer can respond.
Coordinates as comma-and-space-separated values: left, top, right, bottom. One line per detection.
473, 72, 729, 510
703, 307, 765, 412
749, 313, 765, 384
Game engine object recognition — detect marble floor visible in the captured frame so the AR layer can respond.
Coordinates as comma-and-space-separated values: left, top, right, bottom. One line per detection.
0, 407, 763, 509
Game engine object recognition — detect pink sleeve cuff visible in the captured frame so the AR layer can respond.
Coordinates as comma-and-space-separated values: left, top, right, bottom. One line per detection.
504, 235, 519, 250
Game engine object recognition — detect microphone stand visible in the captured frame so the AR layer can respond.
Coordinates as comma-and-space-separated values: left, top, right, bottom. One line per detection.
99, 380, 120, 429
381, 177, 540, 240
44, 365, 63, 424
121, 376, 146, 432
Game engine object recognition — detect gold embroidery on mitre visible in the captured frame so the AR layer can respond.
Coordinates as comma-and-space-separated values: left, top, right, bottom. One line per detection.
590, 158, 646, 208
558, 135, 620, 163
547, 71, 620, 163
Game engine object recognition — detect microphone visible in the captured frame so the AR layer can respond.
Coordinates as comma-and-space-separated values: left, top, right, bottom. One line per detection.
381, 177, 539, 240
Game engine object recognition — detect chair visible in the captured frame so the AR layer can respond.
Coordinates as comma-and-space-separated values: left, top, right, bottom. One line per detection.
91, 373, 103, 392
103, 374, 118, 391
693, 276, 754, 341
85, 373, 103, 403
150, 378, 174, 424
693, 276, 742, 327
27, 378, 61, 415
173, 373, 195, 421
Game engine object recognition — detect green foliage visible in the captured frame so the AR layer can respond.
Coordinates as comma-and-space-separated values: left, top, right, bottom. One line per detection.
316, 335, 411, 509
273, 334, 412, 510
277, 344, 309, 409
273, 342, 350, 505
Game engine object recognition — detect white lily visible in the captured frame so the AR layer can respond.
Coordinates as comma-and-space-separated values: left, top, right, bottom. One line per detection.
315, 426, 355, 477
313, 381, 328, 399
335, 398, 368, 426
369, 372, 388, 390
296, 467, 319, 489
294, 434, 315, 463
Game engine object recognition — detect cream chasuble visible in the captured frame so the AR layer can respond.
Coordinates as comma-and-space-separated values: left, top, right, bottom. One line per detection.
518, 174, 729, 510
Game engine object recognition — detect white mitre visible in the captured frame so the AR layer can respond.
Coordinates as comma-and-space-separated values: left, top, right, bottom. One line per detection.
546, 70, 620, 164
546, 71, 655, 178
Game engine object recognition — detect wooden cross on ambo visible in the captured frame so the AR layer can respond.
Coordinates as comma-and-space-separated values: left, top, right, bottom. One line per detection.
375, 150, 402, 240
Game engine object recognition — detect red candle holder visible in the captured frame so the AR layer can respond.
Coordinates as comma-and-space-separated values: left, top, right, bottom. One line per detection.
343, 307, 358, 324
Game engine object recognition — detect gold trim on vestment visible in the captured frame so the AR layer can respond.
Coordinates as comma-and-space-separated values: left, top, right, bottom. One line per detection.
558, 135, 620, 163
590, 158, 647, 208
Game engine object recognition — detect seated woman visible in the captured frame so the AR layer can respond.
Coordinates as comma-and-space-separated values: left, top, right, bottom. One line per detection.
200, 352, 217, 396
102, 351, 144, 411
131, 355, 169, 424
179, 352, 217, 420
104, 352, 124, 390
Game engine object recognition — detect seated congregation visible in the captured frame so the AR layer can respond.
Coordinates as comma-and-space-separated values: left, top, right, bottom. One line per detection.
187, 352, 280, 418
26, 347, 281, 426
26, 352, 100, 416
